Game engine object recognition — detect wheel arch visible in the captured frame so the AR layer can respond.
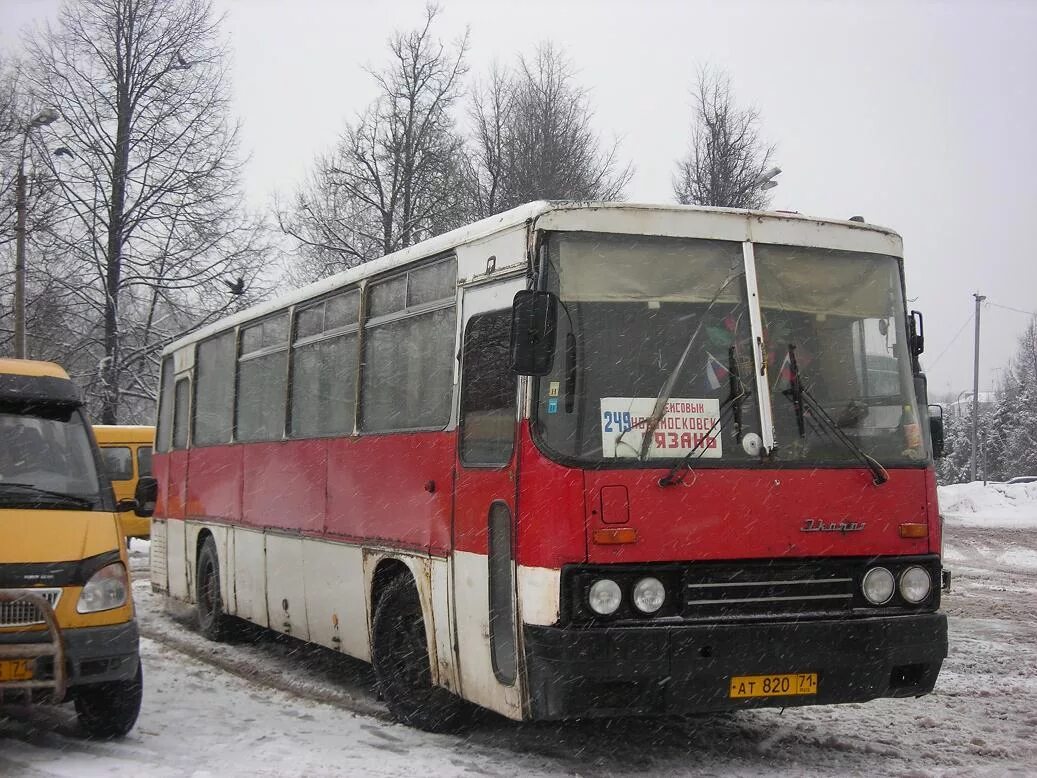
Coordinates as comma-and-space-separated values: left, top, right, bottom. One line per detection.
364, 551, 452, 690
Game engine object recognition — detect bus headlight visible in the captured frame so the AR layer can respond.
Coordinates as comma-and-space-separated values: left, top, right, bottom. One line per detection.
861, 567, 895, 605
899, 566, 932, 604
77, 562, 129, 613
588, 579, 622, 615
632, 577, 666, 614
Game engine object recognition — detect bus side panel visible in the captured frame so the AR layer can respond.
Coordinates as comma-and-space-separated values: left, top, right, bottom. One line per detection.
166, 518, 190, 600
303, 540, 370, 661
164, 450, 189, 519
150, 518, 168, 593
264, 534, 310, 641
243, 440, 326, 533
187, 445, 242, 521
452, 549, 523, 717
231, 526, 268, 627
325, 432, 453, 554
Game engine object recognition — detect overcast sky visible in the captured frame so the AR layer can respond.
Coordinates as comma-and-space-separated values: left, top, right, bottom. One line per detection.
4, 0, 1035, 397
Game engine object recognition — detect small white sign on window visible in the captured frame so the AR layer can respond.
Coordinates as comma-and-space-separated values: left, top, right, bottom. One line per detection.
600, 397, 722, 459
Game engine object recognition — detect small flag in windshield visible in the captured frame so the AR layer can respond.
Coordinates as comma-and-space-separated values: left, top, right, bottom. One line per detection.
705, 353, 729, 390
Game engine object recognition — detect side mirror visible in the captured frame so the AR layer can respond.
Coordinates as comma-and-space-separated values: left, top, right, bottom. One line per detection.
510, 290, 558, 376
115, 498, 137, 513
909, 310, 925, 357
133, 476, 158, 518
928, 404, 945, 458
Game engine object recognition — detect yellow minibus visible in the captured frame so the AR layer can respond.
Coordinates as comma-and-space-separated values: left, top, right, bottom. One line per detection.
93, 425, 155, 540
0, 359, 155, 737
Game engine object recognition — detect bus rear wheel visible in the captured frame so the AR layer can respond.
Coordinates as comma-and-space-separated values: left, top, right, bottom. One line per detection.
371, 575, 472, 732
196, 536, 231, 641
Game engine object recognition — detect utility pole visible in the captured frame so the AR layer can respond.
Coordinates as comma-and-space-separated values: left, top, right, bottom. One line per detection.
970, 292, 986, 481
12, 108, 60, 358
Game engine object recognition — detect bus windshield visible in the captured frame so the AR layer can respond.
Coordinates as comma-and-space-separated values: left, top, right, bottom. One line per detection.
0, 409, 104, 509
533, 232, 926, 468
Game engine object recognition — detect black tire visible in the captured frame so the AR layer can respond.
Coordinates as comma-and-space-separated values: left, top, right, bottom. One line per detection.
75, 663, 143, 738
196, 536, 231, 641
371, 575, 472, 732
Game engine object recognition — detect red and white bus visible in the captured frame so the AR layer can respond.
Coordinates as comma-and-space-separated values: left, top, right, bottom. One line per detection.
150, 202, 948, 730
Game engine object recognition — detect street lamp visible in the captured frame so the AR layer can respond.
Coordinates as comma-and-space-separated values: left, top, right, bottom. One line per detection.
755, 166, 782, 191
13, 107, 60, 359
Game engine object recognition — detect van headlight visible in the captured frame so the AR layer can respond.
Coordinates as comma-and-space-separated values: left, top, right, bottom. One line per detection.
861, 567, 895, 605
77, 562, 129, 613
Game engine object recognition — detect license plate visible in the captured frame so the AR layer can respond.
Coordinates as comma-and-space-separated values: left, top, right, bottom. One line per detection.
729, 672, 817, 698
0, 658, 34, 682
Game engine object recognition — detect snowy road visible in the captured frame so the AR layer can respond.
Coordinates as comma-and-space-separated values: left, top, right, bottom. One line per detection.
2, 487, 1036, 776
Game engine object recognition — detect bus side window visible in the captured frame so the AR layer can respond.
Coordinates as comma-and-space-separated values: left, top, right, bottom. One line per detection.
460, 311, 516, 466
172, 379, 191, 449
137, 446, 153, 476
101, 446, 133, 480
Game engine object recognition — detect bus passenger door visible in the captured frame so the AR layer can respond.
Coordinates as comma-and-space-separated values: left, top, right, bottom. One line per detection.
452, 282, 523, 718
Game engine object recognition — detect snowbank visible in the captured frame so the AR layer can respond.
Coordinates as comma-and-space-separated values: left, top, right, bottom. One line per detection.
938, 481, 1037, 529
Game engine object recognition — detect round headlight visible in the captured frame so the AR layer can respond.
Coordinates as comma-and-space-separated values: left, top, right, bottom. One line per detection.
862, 567, 895, 605
899, 566, 932, 604
632, 577, 666, 614
588, 579, 622, 615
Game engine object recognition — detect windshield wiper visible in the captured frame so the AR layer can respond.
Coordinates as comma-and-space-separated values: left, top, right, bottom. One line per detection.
782, 344, 889, 486
0, 482, 97, 509
632, 269, 745, 460
659, 353, 750, 487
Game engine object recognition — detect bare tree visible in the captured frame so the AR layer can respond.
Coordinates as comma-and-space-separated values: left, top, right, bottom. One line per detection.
465, 42, 631, 218
24, 0, 270, 422
674, 68, 776, 210
282, 4, 469, 283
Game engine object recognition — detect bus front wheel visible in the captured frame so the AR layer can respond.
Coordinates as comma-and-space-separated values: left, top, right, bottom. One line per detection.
196, 536, 231, 641
371, 574, 472, 732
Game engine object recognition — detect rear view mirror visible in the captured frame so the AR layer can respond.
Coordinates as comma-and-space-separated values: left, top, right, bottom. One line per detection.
134, 476, 158, 517
510, 290, 558, 376
928, 404, 946, 458
909, 310, 925, 357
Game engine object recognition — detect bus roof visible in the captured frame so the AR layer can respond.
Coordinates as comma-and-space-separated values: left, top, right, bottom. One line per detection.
162, 201, 903, 356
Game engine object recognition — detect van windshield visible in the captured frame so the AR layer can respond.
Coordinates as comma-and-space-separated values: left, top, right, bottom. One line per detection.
0, 409, 104, 509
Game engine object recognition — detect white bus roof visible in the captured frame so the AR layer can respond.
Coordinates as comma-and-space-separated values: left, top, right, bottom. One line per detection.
163, 201, 903, 356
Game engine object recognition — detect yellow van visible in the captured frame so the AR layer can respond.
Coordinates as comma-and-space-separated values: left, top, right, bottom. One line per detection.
93, 425, 155, 540
0, 359, 155, 737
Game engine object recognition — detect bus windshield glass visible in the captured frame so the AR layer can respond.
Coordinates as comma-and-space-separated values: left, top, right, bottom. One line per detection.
0, 408, 104, 509
535, 232, 762, 464
533, 232, 926, 468
754, 243, 926, 465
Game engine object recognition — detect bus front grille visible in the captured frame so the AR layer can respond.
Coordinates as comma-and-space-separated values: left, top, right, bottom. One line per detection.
682, 562, 854, 619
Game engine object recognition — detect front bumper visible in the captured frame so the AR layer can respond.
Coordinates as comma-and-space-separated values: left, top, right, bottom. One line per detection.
524, 612, 947, 719
0, 620, 140, 698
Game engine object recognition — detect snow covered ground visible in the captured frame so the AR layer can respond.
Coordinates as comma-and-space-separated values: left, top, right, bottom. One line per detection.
2, 485, 1036, 777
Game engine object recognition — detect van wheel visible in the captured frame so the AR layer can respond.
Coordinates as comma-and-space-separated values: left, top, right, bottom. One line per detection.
371, 575, 472, 732
196, 537, 231, 641
75, 663, 143, 738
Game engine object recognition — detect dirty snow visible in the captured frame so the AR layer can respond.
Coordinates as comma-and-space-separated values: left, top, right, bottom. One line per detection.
2, 484, 1036, 776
